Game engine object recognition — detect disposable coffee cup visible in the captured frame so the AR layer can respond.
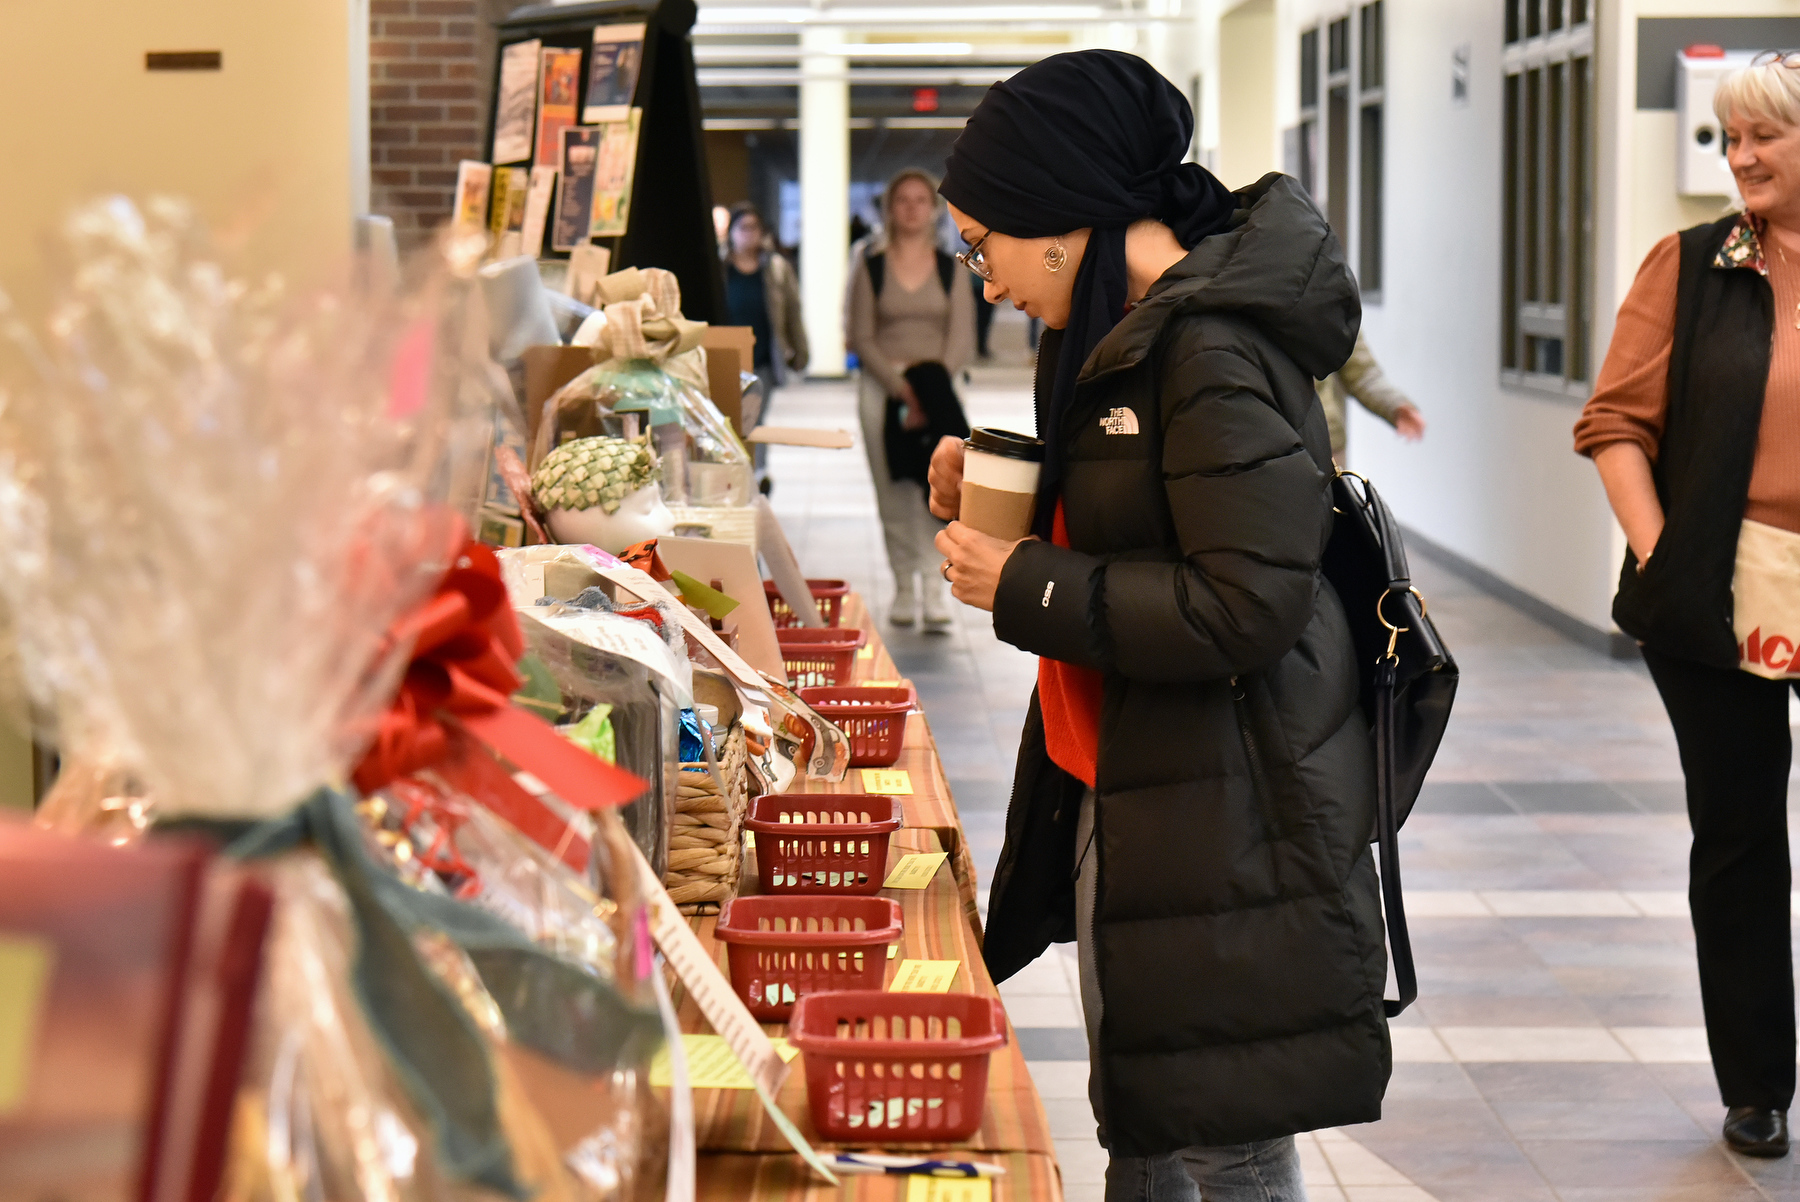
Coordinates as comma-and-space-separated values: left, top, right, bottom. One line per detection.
959, 427, 1045, 540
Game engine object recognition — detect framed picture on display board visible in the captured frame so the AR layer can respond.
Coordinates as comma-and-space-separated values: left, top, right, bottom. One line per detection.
452, 161, 493, 231
490, 38, 540, 163
488, 166, 531, 258
518, 165, 558, 260
582, 24, 646, 123
588, 109, 641, 238
534, 45, 582, 169
552, 127, 601, 253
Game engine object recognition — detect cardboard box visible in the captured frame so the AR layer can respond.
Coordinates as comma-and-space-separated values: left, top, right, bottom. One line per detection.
520, 345, 597, 458
702, 326, 756, 437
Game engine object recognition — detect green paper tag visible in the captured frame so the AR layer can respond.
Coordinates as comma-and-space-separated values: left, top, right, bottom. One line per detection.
668, 570, 740, 621
567, 703, 616, 764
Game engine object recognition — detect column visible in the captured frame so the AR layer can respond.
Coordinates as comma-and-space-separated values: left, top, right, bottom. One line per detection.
799, 24, 849, 377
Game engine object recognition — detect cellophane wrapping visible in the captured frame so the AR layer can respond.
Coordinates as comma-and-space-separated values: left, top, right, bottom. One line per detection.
0, 195, 494, 826
366, 788, 671, 1200
0, 198, 653, 1199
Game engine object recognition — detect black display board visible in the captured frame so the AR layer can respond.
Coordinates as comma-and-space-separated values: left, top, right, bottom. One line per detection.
488, 0, 726, 324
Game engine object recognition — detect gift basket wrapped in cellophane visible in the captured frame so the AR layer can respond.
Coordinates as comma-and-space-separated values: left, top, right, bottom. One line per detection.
531, 268, 750, 508
0, 197, 680, 1202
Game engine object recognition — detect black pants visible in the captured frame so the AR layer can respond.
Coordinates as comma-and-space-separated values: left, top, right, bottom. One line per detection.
1643, 646, 1797, 1109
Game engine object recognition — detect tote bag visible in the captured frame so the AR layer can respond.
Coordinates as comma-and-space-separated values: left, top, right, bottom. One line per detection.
1734, 518, 1800, 679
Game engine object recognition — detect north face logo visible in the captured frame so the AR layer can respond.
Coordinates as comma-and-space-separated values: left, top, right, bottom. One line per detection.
1101, 407, 1140, 435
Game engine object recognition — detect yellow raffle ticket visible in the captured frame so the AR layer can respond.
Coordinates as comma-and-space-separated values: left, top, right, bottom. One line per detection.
907, 1177, 993, 1202
861, 768, 913, 794
883, 851, 947, 889
890, 959, 961, 993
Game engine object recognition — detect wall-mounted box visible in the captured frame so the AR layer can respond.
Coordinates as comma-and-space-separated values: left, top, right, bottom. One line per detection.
1677, 46, 1755, 199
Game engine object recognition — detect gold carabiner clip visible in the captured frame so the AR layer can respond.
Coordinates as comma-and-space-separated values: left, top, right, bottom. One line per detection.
1376, 588, 1410, 663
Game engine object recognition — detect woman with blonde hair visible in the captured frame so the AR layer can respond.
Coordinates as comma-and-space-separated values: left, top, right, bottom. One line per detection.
1576, 54, 1800, 1158
846, 168, 975, 627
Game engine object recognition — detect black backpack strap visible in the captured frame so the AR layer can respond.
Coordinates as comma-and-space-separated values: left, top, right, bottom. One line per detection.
1375, 654, 1418, 1017
936, 250, 956, 294
865, 251, 885, 298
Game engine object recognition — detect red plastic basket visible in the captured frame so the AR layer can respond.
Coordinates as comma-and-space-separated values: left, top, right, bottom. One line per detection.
714, 895, 903, 1020
764, 579, 850, 629
777, 627, 864, 688
797, 685, 915, 768
789, 991, 1009, 1142
745, 793, 902, 895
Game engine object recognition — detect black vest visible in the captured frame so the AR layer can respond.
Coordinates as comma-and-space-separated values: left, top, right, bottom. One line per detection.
1612, 215, 1774, 668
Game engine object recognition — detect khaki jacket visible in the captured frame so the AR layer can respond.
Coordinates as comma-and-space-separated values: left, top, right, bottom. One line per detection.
727, 250, 809, 384
1316, 330, 1414, 457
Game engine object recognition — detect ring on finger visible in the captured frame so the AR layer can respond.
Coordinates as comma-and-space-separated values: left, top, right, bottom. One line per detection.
940, 560, 952, 582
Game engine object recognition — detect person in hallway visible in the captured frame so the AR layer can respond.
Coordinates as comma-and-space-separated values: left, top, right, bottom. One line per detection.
928, 49, 1385, 1201
721, 202, 807, 491
1318, 329, 1426, 460
846, 168, 975, 627
1574, 56, 1800, 1159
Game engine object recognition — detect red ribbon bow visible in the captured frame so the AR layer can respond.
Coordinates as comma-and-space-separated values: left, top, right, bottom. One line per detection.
353, 525, 647, 872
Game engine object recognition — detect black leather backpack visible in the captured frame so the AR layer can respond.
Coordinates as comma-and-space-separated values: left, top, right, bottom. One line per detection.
1321, 470, 1459, 1015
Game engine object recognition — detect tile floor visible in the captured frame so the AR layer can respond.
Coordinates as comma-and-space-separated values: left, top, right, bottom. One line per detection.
762, 358, 1799, 1201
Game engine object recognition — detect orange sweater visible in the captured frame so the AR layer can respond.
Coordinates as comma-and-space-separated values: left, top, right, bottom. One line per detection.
1573, 229, 1800, 533
1038, 501, 1103, 788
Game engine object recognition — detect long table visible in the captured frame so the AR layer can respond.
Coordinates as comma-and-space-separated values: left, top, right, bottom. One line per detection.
685, 595, 1061, 1200
830, 594, 984, 936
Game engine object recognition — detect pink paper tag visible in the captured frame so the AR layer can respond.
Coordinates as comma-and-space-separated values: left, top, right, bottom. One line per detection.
386, 320, 435, 420
634, 907, 654, 981
576, 545, 626, 568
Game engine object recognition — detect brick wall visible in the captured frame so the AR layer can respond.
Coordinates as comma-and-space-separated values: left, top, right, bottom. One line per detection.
369, 0, 513, 249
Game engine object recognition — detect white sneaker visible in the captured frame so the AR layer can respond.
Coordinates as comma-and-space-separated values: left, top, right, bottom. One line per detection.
890, 577, 917, 627
923, 576, 953, 628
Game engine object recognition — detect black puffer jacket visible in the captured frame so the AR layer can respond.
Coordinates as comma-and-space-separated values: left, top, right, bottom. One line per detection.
985, 174, 1389, 1154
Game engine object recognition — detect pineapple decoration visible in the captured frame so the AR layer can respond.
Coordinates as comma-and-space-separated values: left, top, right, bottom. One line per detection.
531, 435, 675, 552
533, 435, 657, 515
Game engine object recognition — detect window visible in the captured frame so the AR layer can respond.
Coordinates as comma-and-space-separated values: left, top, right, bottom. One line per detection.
1358, 1, 1384, 292
1296, 4, 1384, 297
1298, 28, 1319, 195
1502, 0, 1593, 390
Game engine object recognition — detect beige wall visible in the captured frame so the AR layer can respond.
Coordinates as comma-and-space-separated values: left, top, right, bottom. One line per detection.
0, 0, 368, 322
0, 0, 367, 807
1218, 0, 1281, 190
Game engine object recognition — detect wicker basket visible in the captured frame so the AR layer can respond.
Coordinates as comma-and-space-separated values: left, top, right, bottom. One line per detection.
664, 724, 752, 911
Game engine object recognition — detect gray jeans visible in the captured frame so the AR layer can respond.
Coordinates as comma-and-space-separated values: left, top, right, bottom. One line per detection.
1076, 789, 1308, 1202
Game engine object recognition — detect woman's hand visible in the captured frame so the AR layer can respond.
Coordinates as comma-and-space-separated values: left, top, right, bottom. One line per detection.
928, 436, 965, 520
1393, 404, 1427, 441
898, 381, 928, 432
935, 522, 1026, 612
1592, 441, 1666, 566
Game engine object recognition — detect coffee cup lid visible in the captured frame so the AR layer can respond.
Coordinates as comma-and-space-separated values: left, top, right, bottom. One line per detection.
965, 427, 1045, 462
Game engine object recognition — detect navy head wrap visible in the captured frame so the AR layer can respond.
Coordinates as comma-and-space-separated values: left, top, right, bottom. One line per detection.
940, 50, 1237, 534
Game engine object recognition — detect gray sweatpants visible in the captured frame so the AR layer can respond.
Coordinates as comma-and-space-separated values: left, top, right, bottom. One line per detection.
856, 374, 946, 589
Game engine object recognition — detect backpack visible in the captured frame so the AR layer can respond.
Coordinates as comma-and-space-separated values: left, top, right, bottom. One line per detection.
865, 248, 957, 298
1321, 470, 1459, 1016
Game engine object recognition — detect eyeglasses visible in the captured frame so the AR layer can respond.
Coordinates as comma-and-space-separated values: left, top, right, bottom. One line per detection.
1752, 50, 1800, 68
955, 230, 993, 282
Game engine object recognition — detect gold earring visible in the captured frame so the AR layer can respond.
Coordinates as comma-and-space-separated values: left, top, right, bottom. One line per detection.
1043, 238, 1067, 272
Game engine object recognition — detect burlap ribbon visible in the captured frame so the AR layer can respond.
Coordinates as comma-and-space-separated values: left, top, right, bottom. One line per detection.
592, 267, 707, 365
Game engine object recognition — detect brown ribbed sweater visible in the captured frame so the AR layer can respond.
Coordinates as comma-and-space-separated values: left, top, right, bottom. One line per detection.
1574, 230, 1800, 533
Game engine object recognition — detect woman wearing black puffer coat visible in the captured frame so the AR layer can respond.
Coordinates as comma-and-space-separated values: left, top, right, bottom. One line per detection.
928, 51, 1387, 1202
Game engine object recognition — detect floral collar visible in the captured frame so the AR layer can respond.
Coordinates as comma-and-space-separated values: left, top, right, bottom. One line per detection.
1715, 212, 1768, 275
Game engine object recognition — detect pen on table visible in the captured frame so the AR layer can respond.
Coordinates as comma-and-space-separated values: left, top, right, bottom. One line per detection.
829, 1152, 1006, 1178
